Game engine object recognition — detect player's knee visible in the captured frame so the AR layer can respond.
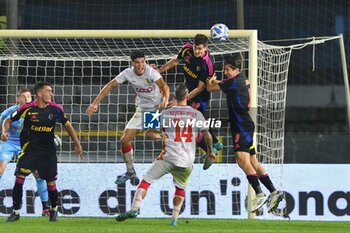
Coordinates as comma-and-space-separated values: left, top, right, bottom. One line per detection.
120, 135, 131, 147
175, 186, 185, 197
138, 179, 151, 190
236, 152, 249, 166
47, 180, 56, 187
0, 161, 7, 175
0, 167, 5, 176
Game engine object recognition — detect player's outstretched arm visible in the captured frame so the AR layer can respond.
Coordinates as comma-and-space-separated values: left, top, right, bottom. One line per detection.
86, 79, 118, 116
1, 118, 12, 141
158, 56, 180, 74
64, 121, 83, 159
206, 74, 222, 92
186, 80, 206, 101
156, 78, 170, 111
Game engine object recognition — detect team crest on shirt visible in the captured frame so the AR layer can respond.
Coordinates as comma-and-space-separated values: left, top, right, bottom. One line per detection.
196, 66, 201, 72
145, 78, 153, 85
48, 113, 53, 120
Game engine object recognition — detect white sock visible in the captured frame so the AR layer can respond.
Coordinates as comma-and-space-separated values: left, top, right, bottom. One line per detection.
172, 196, 184, 221
122, 150, 134, 173
131, 188, 146, 211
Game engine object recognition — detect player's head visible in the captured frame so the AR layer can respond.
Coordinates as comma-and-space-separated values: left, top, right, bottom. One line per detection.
130, 50, 146, 76
174, 84, 189, 102
33, 81, 53, 104
193, 34, 208, 58
17, 87, 32, 106
224, 54, 242, 78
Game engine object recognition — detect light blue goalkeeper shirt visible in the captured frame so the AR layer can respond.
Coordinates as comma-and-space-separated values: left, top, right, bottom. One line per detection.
0, 105, 23, 146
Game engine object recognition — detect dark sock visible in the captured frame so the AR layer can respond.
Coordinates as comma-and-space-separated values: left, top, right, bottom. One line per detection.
247, 174, 263, 195
209, 128, 219, 144
48, 185, 58, 209
42, 201, 48, 210
259, 174, 276, 193
13, 177, 25, 210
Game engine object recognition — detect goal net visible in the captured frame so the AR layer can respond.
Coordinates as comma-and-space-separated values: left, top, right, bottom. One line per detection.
0, 30, 294, 218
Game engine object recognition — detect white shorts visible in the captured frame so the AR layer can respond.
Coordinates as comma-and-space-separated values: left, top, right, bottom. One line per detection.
143, 159, 193, 190
125, 107, 157, 130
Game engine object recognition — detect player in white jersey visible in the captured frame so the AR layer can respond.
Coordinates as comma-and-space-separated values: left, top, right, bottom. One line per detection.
116, 84, 215, 226
86, 50, 170, 185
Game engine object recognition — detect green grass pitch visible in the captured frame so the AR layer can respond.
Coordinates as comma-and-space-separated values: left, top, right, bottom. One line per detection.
0, 218, 350, 233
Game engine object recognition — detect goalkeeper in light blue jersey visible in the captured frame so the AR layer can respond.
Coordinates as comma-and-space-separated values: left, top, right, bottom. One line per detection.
0, 88, 50, 216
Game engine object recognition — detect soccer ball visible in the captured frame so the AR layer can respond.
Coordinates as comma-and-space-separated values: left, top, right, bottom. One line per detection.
54, 135, 62, 148
210, 23, 229, 41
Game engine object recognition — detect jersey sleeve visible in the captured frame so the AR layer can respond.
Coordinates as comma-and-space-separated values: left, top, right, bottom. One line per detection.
0, 108, 10, 125
55, 105, 69, 125
177, 43, 192, 60
114, 69, 128, 84
150, 67, 162, 82
10, 105, 29, 122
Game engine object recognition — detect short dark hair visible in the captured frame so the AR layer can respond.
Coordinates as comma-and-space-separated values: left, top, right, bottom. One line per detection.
33, 81, 52, 96
175, 84, 188, 101
224, 54, 242, 70
130, 50, 145, 61
17, 87, 31, 97
194, 34, 208, 46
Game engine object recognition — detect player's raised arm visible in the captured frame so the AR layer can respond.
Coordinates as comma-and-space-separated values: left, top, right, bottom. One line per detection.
158, 56, 180, 74
155, 78, 170, 111
64, 121, 83, 159
186, 80, 206, 101
86, 79, 119, 116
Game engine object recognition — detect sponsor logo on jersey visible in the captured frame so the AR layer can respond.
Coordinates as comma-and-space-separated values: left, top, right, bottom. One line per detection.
30, 125, 53, 132
28, 112, 38, 115
183, 64, 198, 79
135, 87, 153, 93
30, 114, 39, 122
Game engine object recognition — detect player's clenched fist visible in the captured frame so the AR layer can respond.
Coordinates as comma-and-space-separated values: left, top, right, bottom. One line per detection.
86, 103, 98, 116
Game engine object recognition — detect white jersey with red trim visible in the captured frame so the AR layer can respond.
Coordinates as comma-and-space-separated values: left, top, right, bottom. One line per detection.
114, 65, 162, 110
161, 105, 208, 168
